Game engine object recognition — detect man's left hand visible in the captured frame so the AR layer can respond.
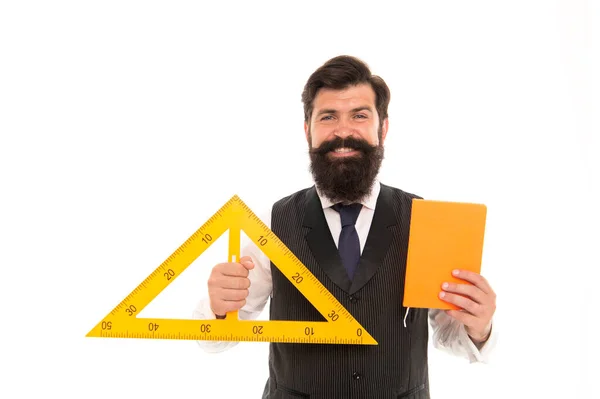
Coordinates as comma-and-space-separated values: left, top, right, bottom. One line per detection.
439, 269, 496, 346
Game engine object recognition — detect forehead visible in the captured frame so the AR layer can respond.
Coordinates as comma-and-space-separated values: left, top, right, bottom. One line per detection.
312, 83, 376, 112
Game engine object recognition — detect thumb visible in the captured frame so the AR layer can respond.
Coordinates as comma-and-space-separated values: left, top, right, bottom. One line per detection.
239, 255, 255, 270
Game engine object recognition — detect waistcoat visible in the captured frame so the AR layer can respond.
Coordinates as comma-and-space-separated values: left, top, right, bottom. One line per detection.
261, 183, 430, 399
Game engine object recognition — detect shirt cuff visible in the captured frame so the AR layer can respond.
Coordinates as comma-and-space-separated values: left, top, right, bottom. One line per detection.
192, 298, 217, 320
461, 320, 498, 364
192, 298, 239, 353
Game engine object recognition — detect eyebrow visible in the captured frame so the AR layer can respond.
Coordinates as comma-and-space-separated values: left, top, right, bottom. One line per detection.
315, 106, 374, 117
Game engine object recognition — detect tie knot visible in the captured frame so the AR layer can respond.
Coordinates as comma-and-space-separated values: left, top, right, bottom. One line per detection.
332, 203, 363, 227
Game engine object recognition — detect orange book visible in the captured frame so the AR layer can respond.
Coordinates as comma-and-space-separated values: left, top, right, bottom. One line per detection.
403, 199, 487, 309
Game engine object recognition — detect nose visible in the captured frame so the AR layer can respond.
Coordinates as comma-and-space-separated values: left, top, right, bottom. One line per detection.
334, 118, 354, 139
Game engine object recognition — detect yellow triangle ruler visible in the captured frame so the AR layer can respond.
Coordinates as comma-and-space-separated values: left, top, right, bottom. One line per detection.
86, 195, 377, 345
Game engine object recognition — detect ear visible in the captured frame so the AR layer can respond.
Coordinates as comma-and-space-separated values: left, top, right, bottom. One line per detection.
304, 121, 310, 144
380, 118, 389, 144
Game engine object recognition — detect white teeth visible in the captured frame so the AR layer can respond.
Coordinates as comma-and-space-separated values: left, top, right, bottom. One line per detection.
334, 148, 353, 153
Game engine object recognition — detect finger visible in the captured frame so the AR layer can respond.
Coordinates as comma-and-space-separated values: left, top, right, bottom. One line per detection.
220, 262, 250, 277
441, 281, 486, 304
439, 291, 483, 316
216, 276, 251, 290
445, 309, 478, 327
452, 269, 493, 295
216, 287, 250, 301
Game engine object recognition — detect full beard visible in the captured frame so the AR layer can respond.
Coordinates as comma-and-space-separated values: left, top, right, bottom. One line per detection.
308, 135, 384, 204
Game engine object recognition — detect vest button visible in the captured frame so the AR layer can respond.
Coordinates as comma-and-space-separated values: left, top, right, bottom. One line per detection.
352, 372, 362, 380
349, 295, 359, 303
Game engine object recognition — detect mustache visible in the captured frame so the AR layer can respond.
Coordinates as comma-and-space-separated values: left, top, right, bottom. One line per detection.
308, 134, 385, 204
310, 136, 377, 155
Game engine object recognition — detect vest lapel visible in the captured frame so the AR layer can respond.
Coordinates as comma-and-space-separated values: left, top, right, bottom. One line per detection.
349, 184, 396, 295
303, 186, 352, 293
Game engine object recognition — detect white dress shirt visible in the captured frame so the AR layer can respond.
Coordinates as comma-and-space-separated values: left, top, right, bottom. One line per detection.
193, 180, 497, 363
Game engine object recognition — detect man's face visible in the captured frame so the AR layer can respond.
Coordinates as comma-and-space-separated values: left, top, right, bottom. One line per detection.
305, 83, 388, 203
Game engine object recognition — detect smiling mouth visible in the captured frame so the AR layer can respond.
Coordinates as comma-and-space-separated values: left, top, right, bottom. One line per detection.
333, 147, 355, 153
328, 147, 361, 158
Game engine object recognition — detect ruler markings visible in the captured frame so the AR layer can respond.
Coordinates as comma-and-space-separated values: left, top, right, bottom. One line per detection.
87, 195, 376, 345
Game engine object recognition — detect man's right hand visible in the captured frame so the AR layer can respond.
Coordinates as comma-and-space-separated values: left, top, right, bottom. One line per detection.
207, 255, 254, 317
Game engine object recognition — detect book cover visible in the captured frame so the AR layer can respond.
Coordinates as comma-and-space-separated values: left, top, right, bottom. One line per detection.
403, 199, 487, 309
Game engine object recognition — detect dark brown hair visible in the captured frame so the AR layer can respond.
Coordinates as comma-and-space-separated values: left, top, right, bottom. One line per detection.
301, 55, 391, 125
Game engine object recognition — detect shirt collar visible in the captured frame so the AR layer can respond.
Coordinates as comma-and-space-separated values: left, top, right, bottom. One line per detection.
315, 179, 380, 211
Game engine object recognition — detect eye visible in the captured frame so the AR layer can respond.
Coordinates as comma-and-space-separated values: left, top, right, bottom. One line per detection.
320, 115, 334, 121
354, 114, 367, 119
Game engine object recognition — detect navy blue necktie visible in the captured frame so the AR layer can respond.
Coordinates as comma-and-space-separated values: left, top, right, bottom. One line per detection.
332, 203, 363, 280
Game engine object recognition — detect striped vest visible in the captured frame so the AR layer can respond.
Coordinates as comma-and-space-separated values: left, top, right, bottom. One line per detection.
261, 183, 430, 399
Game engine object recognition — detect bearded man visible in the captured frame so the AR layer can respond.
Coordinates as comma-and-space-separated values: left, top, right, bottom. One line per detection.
194, 55, 497, 399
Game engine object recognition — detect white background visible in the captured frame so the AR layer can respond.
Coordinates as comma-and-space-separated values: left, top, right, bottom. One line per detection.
1, 1, 597, 398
